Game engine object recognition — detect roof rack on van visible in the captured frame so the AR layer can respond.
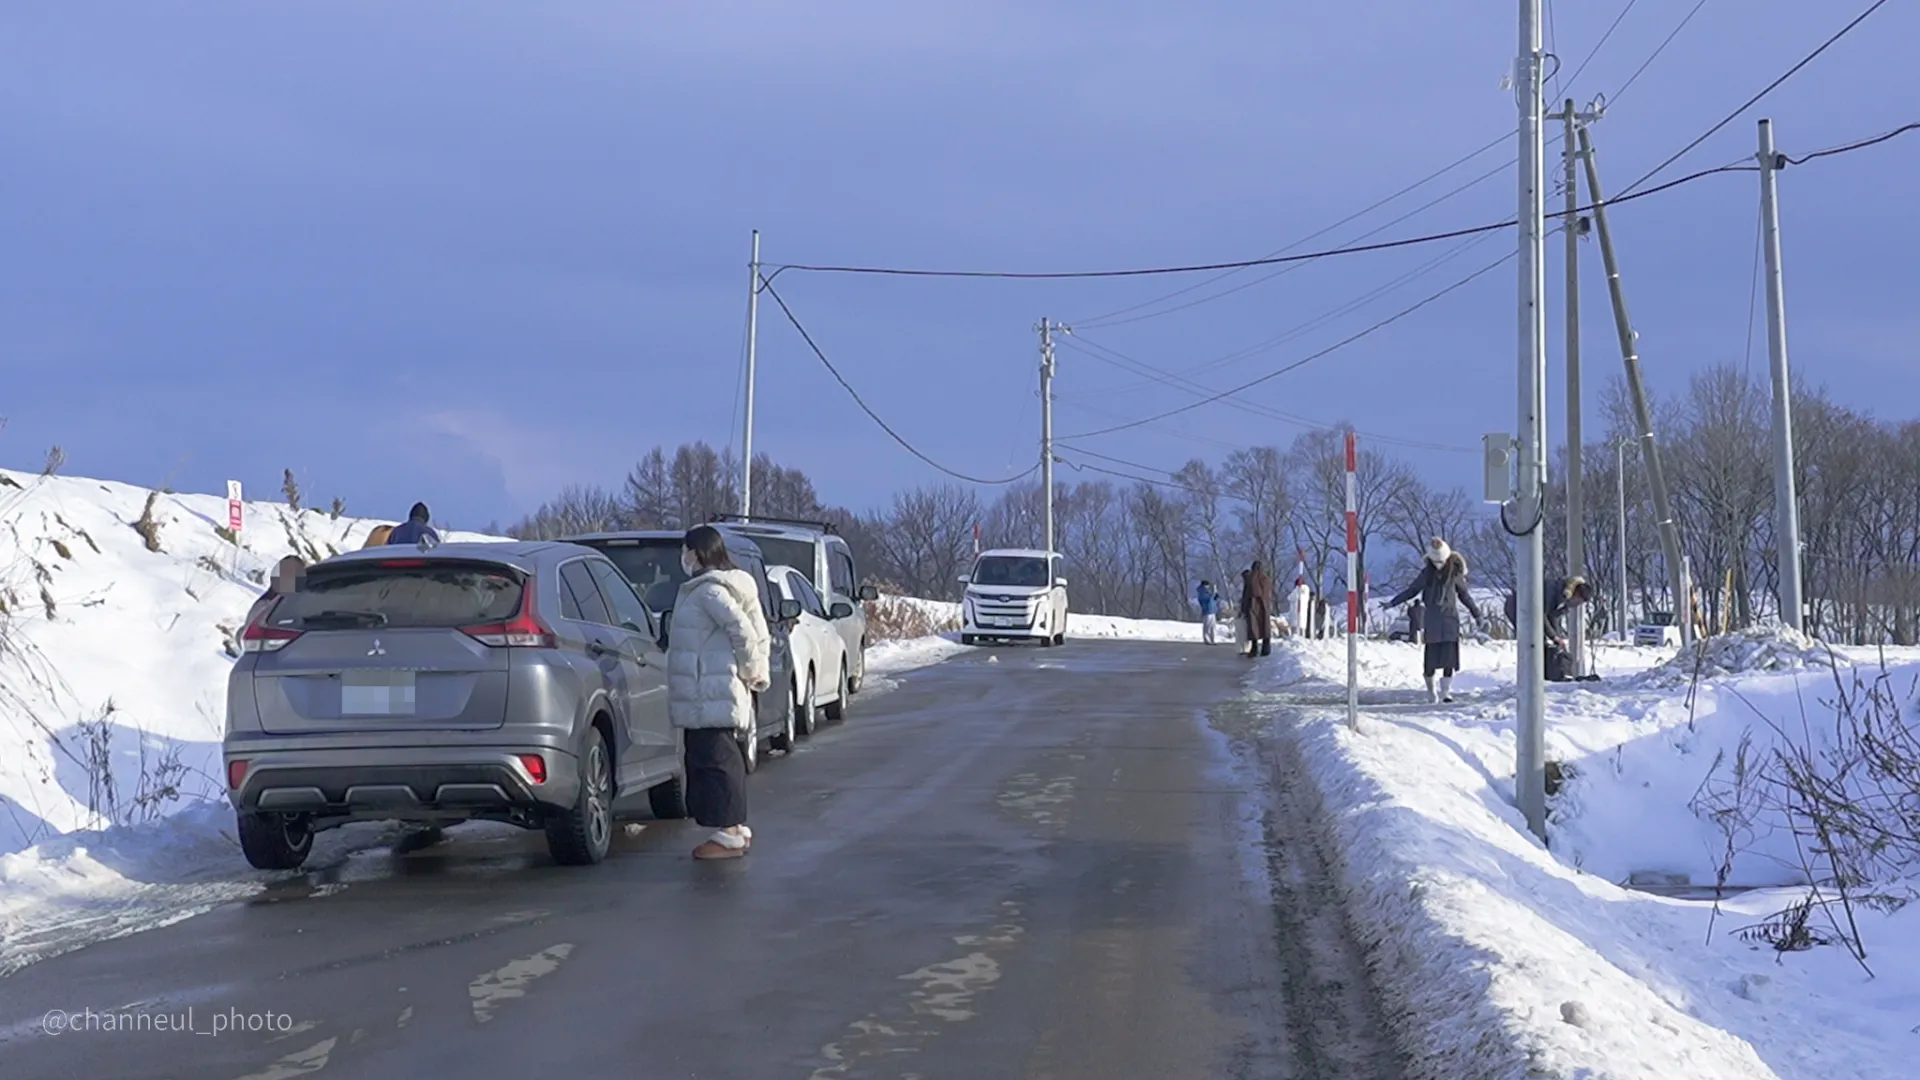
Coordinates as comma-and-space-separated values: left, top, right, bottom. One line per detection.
710, 513, 837, 535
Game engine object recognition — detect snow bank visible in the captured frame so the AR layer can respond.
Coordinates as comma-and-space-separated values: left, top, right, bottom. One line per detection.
1260, 636, 1920, 1080
0, 469, 499, 970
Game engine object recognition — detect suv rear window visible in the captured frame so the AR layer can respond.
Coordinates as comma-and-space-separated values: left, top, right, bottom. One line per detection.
577, 540, 686, 613
272, 562, 523, 629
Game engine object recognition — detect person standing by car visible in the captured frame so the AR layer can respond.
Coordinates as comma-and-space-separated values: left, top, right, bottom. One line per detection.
1240, 561, 1273, 658
668, 525, 771, 861
384, 502, 440, 547
1195, 579, 1221, 645
1388, 538, 1483, 703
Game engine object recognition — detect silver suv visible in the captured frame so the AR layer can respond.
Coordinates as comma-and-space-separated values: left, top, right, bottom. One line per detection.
223, 542, 687, 870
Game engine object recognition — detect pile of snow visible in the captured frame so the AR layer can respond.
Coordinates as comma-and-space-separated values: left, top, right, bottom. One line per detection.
1635, 625, 1840, 688
867, 594, 1219, 645
1257, 634, 1920, 1079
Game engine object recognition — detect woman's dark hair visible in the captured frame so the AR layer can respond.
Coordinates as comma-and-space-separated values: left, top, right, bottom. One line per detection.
683, 525, 736, 572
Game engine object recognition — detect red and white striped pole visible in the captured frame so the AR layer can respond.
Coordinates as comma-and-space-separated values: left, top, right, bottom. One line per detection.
1345, 431, 1360, 731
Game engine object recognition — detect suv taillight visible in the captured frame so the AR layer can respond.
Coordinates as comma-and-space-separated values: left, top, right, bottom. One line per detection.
241, 599, 303, 653
462, 578, 555, 648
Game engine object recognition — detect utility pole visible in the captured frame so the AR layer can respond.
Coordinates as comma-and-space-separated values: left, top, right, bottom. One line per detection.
1514, 0, 1550, 841
1550, 98, 1602, 674
1578, 125, 1691, 646
741, 229, 762, 519
1037, 318, 1068, 557
1758, 119, 1805, 633
1616, 436, 1631, 638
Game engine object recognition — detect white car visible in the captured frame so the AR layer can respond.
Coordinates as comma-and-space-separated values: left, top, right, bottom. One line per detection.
1634, 611, 1683, 648
766, 564, 852, 740
958, 549, 1070, 646
715, 517, 879, 693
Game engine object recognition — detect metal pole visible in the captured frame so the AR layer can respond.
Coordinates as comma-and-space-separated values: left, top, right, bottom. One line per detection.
1514, 0, 1550, 841
1758, 119, 1805, 633
1345, 431, 1360, 732
1578, 124, 1692, 647
1038, 319, 1062, 557
1561, 100, 1587, 676
742, 230, 761, 519
1617, 437, 1630, 638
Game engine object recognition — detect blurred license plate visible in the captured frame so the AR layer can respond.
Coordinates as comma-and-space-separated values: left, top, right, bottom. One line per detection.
342, 671, 416, 716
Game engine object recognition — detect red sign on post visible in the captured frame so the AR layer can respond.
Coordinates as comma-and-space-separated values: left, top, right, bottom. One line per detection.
227, 480, 243, 533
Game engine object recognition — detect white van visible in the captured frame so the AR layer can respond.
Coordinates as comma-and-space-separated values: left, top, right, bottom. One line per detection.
958, 549, 1070, 646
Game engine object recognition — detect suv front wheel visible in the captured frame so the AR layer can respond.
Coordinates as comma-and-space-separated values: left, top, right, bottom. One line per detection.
237, 812, 313, 871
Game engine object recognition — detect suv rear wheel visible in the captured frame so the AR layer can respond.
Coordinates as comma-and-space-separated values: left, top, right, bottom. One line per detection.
546, 731, 613, 865
237, 812, 312, 870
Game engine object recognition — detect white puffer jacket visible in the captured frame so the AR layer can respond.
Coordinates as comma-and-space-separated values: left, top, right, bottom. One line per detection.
667, 568, 772, 732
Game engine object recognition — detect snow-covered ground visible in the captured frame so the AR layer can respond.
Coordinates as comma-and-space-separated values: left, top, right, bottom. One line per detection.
1259, 634, 1920, 1080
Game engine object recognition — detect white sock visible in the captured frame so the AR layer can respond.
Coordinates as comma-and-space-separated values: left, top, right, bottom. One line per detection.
1425, 676, 1437, 702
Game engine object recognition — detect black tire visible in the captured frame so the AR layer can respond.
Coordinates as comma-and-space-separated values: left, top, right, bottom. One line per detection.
546, 730, 614, 866
738, 727, 759, 774
647, 771, 688, 820
773, 672, 805, 753
824, 661, 849, 722
796, 669, 819, 737
961, 634, 978, 646
237, 812, 312, 871
1038, 633, 1054, 648
847, 642, 866, 694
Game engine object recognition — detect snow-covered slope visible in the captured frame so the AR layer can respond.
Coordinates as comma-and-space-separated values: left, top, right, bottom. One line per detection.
0, 467, 495, 856
1261, 635, 1920, 1080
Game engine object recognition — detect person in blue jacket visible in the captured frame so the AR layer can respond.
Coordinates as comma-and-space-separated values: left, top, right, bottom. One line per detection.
385, 502, 441, 547
1196, 579, 1221, 644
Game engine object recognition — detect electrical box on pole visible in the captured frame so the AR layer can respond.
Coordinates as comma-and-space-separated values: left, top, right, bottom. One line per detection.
1482, 433, 1515, 504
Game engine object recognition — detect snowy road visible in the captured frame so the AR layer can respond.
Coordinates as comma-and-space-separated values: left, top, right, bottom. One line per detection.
0, 641, 1408, 1080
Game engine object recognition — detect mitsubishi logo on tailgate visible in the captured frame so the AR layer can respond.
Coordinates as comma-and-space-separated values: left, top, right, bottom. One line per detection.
367, 638, 387, 656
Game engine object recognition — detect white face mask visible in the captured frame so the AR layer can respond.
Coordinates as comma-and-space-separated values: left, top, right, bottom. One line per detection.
681, 549, 701, 577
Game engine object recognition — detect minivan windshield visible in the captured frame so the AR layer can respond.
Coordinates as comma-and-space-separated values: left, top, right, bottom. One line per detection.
971, 556, 1050, 588
577, 540, 687, 614
272, 563, 523, 629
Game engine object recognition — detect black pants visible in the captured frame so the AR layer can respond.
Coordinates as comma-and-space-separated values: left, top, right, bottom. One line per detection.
684, 728, 748, 829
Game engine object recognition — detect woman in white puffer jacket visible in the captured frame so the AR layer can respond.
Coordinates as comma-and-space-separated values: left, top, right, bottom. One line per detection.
668, 525, 771, 860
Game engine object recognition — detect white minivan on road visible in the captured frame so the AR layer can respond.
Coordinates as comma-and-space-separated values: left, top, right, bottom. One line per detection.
959, 549, 1070, 646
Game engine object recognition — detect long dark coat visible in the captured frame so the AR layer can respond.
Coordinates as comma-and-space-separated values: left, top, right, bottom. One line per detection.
1388, 553, 1482, 644
1240, 566, 1273, 626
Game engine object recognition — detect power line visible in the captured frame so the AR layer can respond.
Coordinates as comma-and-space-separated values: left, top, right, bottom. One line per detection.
1069, 131, 1515, 329
770, 158, 1750, 283
1060, 334, 1479, 454
758, 279, 1039, 486
1073, 230, 1501, 399
1609, 0, 1711, 106
1078, 151, 1523, 332
1783, 121, 1920, 165
1560, 0, 1641, 98
1062, 248, 1520, 441
1051, 394, 1250, 453
1617, 0, 1892, 198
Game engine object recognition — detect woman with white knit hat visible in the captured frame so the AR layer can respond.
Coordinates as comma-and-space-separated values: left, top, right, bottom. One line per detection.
1387, 537, 1484, 703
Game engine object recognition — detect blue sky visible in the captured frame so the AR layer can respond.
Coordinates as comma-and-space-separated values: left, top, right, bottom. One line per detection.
2, 1, 1914, 528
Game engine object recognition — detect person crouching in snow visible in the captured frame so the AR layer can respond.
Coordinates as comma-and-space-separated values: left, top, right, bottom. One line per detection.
1545, 576, 1594, 681
668, 525, 771, 861
1388, 538, 1483, 703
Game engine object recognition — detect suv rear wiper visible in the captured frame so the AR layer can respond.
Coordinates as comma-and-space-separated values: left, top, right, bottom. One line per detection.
299, 610, 390, 629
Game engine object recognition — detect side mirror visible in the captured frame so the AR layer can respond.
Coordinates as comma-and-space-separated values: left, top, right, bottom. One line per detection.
1054, 578, 1068, 588
830, 602, 854, 620
657, 612, 672, 650
857, 584, 880, 602
957, 574, 971, 584
778, 598, 804, 622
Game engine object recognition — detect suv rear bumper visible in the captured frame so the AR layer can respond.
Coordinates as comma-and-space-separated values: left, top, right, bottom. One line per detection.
224, 744, 581, 818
